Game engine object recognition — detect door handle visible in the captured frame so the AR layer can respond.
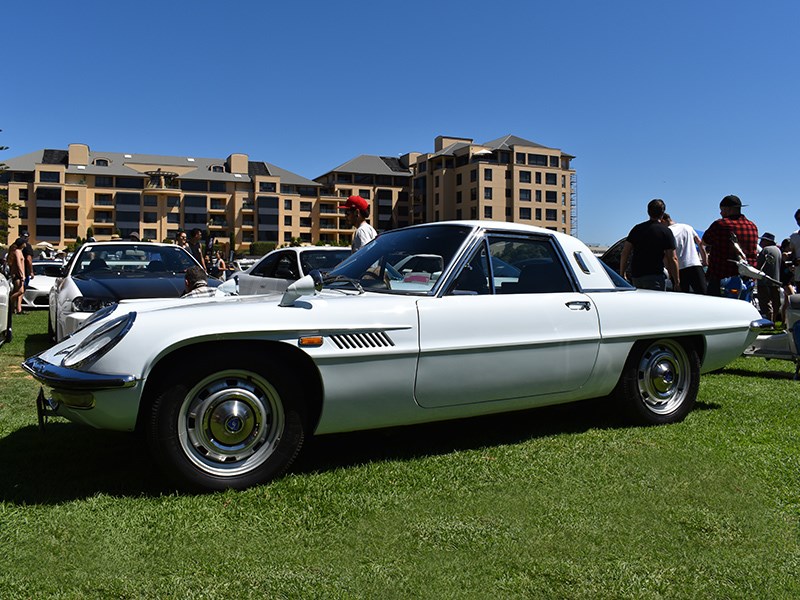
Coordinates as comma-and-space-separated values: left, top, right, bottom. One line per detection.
566, 301, 591, 311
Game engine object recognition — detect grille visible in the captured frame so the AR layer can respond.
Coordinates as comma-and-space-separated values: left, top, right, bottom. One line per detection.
329, 332, 395, 350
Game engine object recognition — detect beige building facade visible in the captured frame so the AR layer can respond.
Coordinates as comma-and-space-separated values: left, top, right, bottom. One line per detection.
1, 135, 576, 250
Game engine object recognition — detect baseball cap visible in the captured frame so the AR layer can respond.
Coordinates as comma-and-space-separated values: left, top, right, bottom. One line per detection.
720, 194, 747, 208
339, 195, 369, 212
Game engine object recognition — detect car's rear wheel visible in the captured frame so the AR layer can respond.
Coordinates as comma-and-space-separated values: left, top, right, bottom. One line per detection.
614, 338, 699, 425
146, 355, 304, 491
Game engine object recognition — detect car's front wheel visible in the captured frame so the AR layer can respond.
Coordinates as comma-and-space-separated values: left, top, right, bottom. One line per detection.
614, 338, 699, 425
146, 356, 305, 491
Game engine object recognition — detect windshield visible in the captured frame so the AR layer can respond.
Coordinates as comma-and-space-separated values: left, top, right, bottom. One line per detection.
325, 224, 473, 293
72, 244, 198, 278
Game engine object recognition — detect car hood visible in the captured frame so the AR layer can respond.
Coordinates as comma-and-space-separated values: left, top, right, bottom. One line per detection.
71, 274, 191, 301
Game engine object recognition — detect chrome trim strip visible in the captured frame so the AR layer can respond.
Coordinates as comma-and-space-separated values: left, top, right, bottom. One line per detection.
22, 356, 137, 390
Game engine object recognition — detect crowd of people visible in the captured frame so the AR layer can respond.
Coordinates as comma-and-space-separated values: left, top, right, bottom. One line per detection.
620, 195, 800, 327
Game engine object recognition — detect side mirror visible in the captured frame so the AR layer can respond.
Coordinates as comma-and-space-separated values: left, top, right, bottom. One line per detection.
279, 270, 323, 307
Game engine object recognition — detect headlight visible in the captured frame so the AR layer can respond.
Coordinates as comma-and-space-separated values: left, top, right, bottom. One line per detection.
62, 312, 136, 369
72, 296, 117, 312
80, 303, 119, 330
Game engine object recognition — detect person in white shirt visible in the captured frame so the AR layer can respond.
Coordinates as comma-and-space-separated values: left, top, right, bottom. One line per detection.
662, 213, 707, 294
340, 195, 377, 253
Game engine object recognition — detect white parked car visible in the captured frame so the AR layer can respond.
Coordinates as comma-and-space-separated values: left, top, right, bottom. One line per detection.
47, 241, 218, 342
0, 274, 10, 346
25, 221, 767, 491
22, 260, 63, 310
219, 246, 350, 295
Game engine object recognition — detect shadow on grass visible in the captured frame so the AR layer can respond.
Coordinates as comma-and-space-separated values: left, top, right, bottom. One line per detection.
717, 366, 798, 381
1, 395, 716, 504
24, 332, 52, 359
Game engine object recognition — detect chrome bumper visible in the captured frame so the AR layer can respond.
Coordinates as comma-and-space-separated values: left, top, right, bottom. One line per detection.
22, 356, 137, 390
749, 318, 774, 332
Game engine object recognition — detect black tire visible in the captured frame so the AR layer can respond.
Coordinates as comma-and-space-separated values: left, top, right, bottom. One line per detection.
47, 315, 55, 343
613, 338, 699, 425
146, 355, 305, 491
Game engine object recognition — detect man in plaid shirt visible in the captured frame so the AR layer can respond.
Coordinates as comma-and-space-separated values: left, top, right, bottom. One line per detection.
702, 195, 759, 296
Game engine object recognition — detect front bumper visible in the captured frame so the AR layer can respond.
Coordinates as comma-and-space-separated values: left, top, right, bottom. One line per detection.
23, 356, 142, 431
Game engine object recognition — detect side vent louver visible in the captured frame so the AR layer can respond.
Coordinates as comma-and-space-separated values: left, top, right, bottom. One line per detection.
329, 332, 395, 350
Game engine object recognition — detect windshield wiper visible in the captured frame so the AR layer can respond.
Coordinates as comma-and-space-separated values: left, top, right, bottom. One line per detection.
322, 274, 364, 293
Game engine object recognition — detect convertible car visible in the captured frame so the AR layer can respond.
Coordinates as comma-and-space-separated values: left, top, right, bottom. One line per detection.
24, 221, 767, 491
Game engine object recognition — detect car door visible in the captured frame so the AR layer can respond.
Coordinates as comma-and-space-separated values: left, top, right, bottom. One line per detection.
415, 233, 601, 408
0, 274, 9, 345
239, 251, 300, 295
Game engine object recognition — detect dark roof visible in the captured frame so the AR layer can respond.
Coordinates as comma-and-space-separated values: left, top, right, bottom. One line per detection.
380, 157, 410, 173
248, 161, 270, 177
42, 149, 68, 165
482, 134, 548, 151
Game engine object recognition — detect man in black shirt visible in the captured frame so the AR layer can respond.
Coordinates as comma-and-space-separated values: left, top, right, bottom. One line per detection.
619, 199, 680, 291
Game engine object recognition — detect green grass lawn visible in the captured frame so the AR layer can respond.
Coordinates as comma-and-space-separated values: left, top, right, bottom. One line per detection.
1, 311, 798, 599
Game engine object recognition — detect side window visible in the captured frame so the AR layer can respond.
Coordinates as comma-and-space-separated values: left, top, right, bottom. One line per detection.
274, 254, 300, 280
250, 254, 281, 278
448, 245, 491, 295
490, 237, 573, 294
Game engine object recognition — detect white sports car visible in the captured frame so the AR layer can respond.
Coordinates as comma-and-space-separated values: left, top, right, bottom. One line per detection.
24, 221, 768, 491
218, 246, 351, 296
22, 260, 63, 310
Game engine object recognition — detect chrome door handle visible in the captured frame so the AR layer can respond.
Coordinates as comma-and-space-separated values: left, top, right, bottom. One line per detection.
566, 301, 591, 311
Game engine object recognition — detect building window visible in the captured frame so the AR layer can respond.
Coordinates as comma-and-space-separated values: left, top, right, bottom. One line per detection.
284, 199, 292, 210
143, 195, 158, 207
536, 208, 542, 220
143, 212, 158, 223
545, 173, 557, 186
562, 175, 566, 188
484, 168, 492, 181
470, 188, 477, 201
39, 171, 60, 183
299, 217, 311, 227
536, 190, 542, 202
94, 159, 109, 167
300, 201, 313, 212
284, 216, 292, 226
484, 206, 493, 219
260, 181, 276, 193
515, 153, 526, 164
434, 175, 440, 187
528, 154, 547, 166
484, 188, 493, 200
456, 173, 462, 185
546, 209, 558, 221
550, 156, 560, 168
519, 171, 531, 184
562, 193, 567, 205
520, 189, 531, 201
546, 191, 557, 203
144, 228, 158, 239
95, 175, 114, 188
470, 169, 477, 183
36, 187, 61, 201
535, 172, 542, 184
456, 191, 462, 203
211, 165, 225, 173
435, 193, 440, 205
167, 213, 180, 224
116, 177, 144, 189
519, 207, 531, 220
456, 209, 462, 220
358, 189, 371, 199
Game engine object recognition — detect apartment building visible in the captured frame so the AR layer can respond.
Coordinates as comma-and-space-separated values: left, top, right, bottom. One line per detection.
1, 135, 575, 249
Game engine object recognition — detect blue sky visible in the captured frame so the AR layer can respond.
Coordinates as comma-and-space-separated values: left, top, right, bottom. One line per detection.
3, 0, 798, 245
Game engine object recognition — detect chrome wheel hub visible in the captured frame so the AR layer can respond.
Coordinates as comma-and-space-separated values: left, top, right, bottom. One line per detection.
636, 341, 689, 414
178, 371, 285, 477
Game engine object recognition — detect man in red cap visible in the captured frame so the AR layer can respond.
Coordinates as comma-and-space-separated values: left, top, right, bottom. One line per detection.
340, 195, 376, 253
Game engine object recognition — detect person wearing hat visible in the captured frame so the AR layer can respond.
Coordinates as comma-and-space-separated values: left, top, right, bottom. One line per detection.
756, 232, 782, 323
340, 195, 376, 253
129, 231, 140, 241
701, 195, 759, 296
